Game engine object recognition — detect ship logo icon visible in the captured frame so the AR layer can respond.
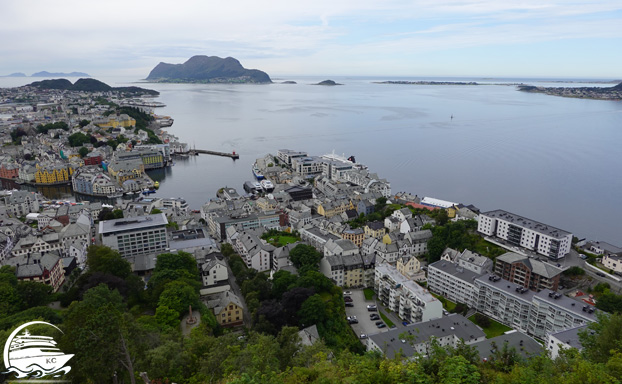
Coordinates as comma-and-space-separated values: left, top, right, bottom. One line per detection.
2, 321, 73, 379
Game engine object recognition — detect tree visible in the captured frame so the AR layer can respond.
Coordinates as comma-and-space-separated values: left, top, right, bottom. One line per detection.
0, 266, 21, 317
16, 281, 52, 309
158, 281, 199, 315
68, 132, 90, 147
595, 292, 622, 314
78, 146, 89, 158
436, 209, 449, 225
86, 245, 131, 279
271, 270, 298, 299
298, 294, 329, 326
579, 312, 622, 363
79, 119, 90, 127
289, 244, 322, 273
155, 305, 180, 329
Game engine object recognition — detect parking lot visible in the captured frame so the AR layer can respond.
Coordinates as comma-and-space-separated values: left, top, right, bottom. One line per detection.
344, 289, 388, 339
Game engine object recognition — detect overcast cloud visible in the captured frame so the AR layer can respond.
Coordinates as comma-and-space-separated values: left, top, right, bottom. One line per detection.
1, 0, 621, 78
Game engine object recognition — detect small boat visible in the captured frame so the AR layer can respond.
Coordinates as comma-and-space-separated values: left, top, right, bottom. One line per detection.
260, 179, 274, 192
252, 164, 264, 180
154, 181, 160, 189
142, 188, 156, 195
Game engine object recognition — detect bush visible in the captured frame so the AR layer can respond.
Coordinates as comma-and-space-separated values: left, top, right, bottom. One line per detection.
563, 266, 586, 277
474, 313, 491, 328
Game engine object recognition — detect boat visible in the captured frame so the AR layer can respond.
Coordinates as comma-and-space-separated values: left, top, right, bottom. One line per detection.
260, 179, 274, 192
252, 164, 264, 180
7, 330, 73, 376
244, 181, 261, 194
154, 181, 160, 189
142, 188, 156, 195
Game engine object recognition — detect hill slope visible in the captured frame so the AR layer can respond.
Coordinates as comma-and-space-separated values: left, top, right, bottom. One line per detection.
146, 55, 271, 83
28, 78, 158, 95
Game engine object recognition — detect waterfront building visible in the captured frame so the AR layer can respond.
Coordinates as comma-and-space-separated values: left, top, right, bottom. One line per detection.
93, 113, 136, 128
602, 253, 622, 275
35, 164, 71, 184
116, 148, 164, 169
99, 213, 169, 259
478, 209, 573, 259
0, 162, 19, 179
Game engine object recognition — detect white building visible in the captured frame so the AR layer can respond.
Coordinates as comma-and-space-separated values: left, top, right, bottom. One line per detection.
478, 210, 572, 259
375, 262, 442, 323
428, 259, 487, 308
99, 213, 169, 259
546, 325, 587, 359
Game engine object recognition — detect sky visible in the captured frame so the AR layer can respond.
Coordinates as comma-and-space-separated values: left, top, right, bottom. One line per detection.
2, 0, 622, 79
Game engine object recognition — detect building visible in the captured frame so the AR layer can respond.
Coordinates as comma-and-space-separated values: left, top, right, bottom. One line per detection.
478, 210, 572, 259
364, 221, 385, 238
99, 213, 169, 259
366, 314, 485, 358
494, 252, 563, 291
205, 291, 244, 327
341, 227, 365, 247
200, 257, 230, 295
528, 290, 598, 340
3, 191, 40, 217
472, 331, 543, 361
83, 151, 103, 166
428, 259, 486, 308
546, 325, 587, 359
10, 252, 65, 292
602, 254, 622, 275
375, 263, 442, 324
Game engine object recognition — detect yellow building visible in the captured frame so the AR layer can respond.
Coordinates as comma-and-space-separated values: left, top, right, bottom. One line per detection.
107, 160, 144, 183
95, 114, 136, 128
364, 221, 386, 238
35, 165, 70, 184
341, 228, 365, 247
397, 255, 421, 278
207, 291, 244, 327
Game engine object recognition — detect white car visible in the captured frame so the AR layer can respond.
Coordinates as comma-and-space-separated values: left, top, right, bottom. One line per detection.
359, 334, 368, 339
343, 291, 352, 296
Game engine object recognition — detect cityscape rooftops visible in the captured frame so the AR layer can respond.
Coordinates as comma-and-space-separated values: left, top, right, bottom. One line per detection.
99, 213, 168, 234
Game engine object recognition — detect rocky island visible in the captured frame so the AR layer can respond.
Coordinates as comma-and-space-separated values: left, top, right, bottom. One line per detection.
146, 55, 272, 84
518, 82, 622, 100
315, 79, 342, 86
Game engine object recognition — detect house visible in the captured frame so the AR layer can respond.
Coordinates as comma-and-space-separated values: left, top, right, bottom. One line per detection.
9, 252, 65, 292
341, 227, 365, 247
602, 254, 622, 275
396, 255, 424, 281
200, 256, 230, 295
364, 221, 385, 238
205, 291, 244, 327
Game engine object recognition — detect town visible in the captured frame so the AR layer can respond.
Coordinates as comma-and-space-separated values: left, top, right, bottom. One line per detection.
1, 84, 622, 382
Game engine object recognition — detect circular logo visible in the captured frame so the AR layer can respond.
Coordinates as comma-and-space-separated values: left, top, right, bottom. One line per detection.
3, 321, 73, 379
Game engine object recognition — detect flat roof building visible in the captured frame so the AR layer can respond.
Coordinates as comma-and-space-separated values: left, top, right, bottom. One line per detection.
99, 213, 169, 259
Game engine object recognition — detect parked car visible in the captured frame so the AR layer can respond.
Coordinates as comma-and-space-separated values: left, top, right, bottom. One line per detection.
375, 320, 384, 326
359, 334, 368, 339
343, 291, 352, 296
370, 314, 380, 320
344, 296, 353, 302
367, 304, 377, 311
376, 323, 386, 329
402, 321, 409, 326
580, 254, 588, 260
345, 302, 354, 307
347, 316, 358, 324
596, 272, 606, 277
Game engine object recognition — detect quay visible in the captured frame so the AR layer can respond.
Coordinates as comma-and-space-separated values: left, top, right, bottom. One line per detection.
186, 149, 239, 160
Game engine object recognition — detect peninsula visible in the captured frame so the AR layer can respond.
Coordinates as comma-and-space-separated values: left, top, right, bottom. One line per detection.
146, 55, 272, 84
28, 78, 159, 95
518, 82, 622, 100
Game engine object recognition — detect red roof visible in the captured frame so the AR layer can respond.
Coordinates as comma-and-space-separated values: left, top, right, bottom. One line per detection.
405, 202, 439, 211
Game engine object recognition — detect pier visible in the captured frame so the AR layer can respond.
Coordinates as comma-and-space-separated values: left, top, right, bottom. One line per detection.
186, 149, 239, 159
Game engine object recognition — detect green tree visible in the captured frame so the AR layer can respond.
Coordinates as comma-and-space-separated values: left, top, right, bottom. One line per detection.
16, 281, 53, 309
158, 281, 199, 316
78, 146, 89, 158
155, 305, 180, 329
579, 312, 622, 363
297, 294, 329, 326
289, 244, 322, 273
86, 245, 131, 279
68, 132, 90, 147
79, 119, 90, 127
438, 355, 480, 384
0, 266, 21, 317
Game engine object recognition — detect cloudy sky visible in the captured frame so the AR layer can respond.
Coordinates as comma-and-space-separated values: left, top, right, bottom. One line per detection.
2, 0, 621, 79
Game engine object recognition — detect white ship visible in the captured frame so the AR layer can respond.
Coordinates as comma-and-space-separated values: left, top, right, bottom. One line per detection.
260, 179, 274, 192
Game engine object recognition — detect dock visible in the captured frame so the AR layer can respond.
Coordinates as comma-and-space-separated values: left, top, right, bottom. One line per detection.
187, 149, 239, 159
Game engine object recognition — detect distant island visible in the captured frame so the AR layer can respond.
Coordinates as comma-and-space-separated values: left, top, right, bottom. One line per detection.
376, 80, 478, 85
518, 82, 622, 100
146, 55, 271, 84
315, 80, 342, 86
2, 71, 91, 78
27, 78, 159, 95
282, 81, 297, 84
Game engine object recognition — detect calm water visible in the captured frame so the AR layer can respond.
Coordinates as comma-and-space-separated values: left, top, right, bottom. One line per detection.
2, 76, 621, 244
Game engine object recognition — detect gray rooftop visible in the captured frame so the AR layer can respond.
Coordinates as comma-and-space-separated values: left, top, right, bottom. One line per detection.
549, 324, 588, 350
475, 274, 536, 304
429, 260, 485, 285
368, 314, 485, 358
482, 209, 571, 238
471, 331, 543, 360
533, 290, 598, 321
497, 252, 563, 278
99, 213, 168, 234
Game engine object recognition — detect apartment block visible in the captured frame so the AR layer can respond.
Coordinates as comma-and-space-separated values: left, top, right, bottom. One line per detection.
99, 213, 169, 259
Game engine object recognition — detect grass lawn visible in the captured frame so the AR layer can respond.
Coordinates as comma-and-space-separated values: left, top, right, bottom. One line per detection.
468, 314, 512, 339
379, 310, 395, 328
430, 293, 457, 312
363, 288, 375, 300
266, 235, 300, 247
473, 238, 506, 259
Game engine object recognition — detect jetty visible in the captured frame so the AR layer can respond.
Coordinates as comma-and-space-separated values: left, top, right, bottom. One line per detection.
187, 149, 239, 160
